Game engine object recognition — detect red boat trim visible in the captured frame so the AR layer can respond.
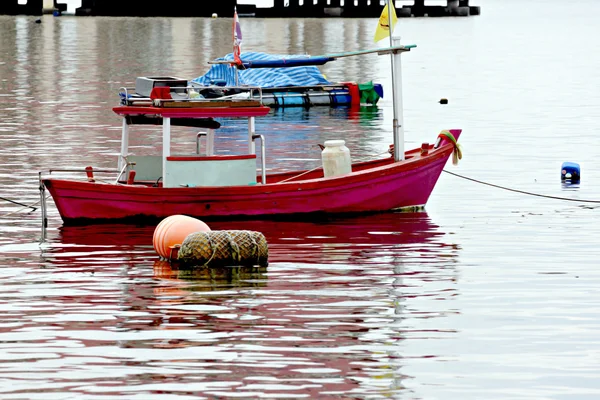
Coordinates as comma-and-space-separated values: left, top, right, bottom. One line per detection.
167, 154, 257, 161
113, 105, 270, 118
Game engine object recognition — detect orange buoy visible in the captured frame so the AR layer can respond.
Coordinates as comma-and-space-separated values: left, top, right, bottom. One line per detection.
153, 215, 211, 259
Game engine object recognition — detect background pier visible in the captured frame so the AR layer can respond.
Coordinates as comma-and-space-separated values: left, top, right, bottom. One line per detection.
255, 0, 480, 18
1, 0, 480, 17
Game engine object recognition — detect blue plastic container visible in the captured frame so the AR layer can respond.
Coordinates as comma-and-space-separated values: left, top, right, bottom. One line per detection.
273, 93, 305, 107
561, 162, 580, 182
330, 90, 352, 106
373, 83, 384, 99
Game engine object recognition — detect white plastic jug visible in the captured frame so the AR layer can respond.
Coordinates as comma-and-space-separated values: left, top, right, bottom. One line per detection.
321, 139, 352, 178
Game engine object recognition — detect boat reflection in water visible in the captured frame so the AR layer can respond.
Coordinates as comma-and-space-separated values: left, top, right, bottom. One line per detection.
214, 211, 451, 264
44, 212, 460, 398
53, 210, 454, 267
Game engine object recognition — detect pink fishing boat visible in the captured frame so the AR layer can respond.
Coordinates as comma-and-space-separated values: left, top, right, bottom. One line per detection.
38, 10, 463, 226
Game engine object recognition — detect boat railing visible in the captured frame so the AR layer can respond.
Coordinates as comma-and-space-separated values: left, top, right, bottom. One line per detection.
252, 134, 266, 185
118, 85, 264, 106
260, 83, 352, 91
187, 82, 264, 103
39, 157, 141, 185
38, 166, 126, 228
40, 167, 123, 182
196, 132, 213, 156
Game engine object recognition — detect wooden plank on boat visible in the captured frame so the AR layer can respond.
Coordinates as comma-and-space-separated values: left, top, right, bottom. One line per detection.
158, 100, 263, 108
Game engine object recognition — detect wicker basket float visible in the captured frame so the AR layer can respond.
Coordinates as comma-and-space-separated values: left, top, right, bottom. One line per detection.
153, 215, 268, 268
178, 230, 268, 267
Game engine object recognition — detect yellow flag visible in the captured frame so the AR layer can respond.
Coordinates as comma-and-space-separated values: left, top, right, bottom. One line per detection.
373, 3, 398, 43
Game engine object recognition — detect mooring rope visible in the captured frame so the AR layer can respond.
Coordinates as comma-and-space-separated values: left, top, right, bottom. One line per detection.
0, 197, 47, 218
0, 196, 37, 210
443, 170, 600, 204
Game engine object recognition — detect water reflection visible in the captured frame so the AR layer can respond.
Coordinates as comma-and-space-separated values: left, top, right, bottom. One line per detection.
52, 211, 453, 266
8, 212, 460, 397
154, 261, 268, 294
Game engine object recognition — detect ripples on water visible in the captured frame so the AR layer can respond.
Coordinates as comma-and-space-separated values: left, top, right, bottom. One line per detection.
1, 213, 460, 399
2, 0, 600, 398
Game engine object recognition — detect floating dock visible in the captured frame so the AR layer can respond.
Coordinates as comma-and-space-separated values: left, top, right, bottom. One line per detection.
1, 0, 480, 17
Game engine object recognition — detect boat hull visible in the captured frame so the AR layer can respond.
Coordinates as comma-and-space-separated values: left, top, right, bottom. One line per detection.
43, 138, 458, 224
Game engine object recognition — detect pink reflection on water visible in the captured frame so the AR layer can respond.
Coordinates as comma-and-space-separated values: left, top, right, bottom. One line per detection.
0, 212, 460, 398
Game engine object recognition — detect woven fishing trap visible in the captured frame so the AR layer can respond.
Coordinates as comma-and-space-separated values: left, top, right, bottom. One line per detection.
177, 230, 269, 268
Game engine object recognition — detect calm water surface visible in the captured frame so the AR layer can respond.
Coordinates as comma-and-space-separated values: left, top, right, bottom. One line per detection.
1, 0, 600, 398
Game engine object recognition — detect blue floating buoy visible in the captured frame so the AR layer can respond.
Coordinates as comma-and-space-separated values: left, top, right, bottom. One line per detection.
561, 162, 580, 182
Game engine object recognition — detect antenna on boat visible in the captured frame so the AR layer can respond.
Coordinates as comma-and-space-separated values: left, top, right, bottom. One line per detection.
233, 6, 242, 86
386, 0, 404, 162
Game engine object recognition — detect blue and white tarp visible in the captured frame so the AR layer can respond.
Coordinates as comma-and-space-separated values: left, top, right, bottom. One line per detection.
191, 52, 333, 88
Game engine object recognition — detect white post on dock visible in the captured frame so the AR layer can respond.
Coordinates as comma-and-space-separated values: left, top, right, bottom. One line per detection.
118, 118, 129, 170
162, 117, 171, 187
386, 0, 405, 161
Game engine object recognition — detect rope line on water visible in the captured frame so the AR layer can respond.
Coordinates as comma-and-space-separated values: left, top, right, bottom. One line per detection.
1, 196, 37, 210
443, 170, 600, 204
0, 197, 47, 218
